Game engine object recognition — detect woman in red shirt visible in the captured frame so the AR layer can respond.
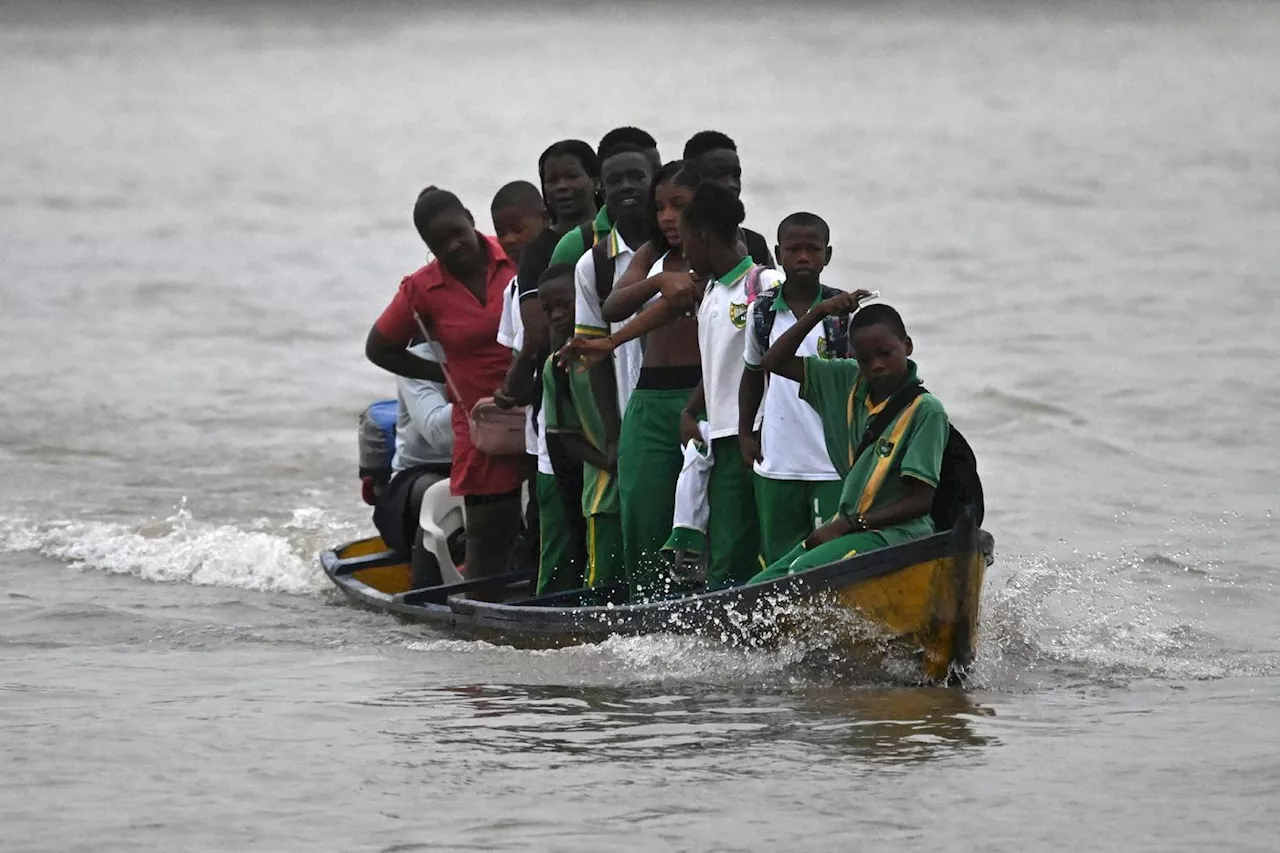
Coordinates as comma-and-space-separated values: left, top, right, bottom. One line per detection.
365, 187, 523, 583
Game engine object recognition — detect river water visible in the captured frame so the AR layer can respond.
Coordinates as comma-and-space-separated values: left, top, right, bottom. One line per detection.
2, 1, 1278, 850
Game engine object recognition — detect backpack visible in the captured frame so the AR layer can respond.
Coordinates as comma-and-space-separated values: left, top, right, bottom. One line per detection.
751, 284, 853, 359
851, 385, 984, 531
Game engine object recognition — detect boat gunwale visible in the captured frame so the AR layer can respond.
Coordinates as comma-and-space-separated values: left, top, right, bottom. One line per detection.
321, 522, 992, 637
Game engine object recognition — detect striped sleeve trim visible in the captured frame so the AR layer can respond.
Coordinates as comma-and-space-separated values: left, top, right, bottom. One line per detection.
901, 469, 941, 488
574, 324, 608, 338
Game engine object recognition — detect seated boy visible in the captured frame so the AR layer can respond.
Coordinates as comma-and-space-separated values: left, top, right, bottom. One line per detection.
740, 212, 849, 564
538, 267, 622, 591
748, 296, 949, 583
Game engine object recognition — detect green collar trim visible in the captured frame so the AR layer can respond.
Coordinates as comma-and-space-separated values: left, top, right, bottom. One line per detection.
770, 281, 823, 314
593, 207, 612, 235
714, 256, 754, 288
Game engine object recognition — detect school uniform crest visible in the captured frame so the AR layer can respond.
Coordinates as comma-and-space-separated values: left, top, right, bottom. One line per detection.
816, 336, 830, 359
729, 301, 749, 329
876, 437, 895, 458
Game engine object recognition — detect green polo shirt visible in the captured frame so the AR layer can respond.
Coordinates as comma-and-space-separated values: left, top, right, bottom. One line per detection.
799, 358, 948, 539
542, 355, 618, 518
547, 207, 613, 268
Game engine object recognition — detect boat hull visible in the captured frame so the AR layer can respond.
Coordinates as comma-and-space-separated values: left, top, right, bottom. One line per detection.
321, 520, 991, 682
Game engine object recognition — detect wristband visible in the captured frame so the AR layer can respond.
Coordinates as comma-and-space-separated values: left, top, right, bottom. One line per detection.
841, 511, 869, 532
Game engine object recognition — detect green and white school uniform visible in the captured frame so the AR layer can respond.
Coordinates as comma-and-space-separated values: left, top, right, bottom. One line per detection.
545, 357, 624, 589
537, 356, 584, 595
572, 225, 643, 418
694, 256, 783, 588
749, 359, 949, 584
743, 286, 843, 564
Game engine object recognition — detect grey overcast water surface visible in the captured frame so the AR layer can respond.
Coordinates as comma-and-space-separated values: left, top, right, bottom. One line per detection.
2, 2, 1279, 850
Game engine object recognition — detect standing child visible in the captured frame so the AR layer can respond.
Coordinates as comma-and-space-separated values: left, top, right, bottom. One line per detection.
490, 181, 549, 266
539, 267, 624, 589
748, 299, 950, 583
561, 170, 782, 589
568, 161, 702, 599
740, 212, 849, 564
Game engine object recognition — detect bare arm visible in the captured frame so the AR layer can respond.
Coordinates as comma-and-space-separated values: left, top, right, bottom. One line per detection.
737, 368, 765, 464
679, 381, 705, 447
553, 432, 614, 473
366, 325, 446, 383
759, 289, 874, 381
805, 477, 936, 549
601, 241, 664, 322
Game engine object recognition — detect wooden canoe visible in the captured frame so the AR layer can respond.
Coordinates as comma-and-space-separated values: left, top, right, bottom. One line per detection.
320, 517, 992, 683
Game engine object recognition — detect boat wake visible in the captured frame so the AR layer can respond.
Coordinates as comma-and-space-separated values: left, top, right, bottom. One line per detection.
0, 503, 361, 595
2, 504, 1268, 689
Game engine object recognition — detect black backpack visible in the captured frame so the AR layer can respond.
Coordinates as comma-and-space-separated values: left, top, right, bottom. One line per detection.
851, 385, 984, 530
751, 284, 853, 359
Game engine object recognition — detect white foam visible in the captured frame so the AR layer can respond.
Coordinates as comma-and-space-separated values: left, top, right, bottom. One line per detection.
0, 504, 360, 595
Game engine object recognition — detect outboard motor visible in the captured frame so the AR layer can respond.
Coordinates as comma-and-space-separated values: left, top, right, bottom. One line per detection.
357, 399, 398, 505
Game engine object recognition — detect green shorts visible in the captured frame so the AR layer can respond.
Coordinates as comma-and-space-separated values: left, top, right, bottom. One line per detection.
618, 386, 688, 600
536, 472, 583, 595
586, 512, 624, 589
753, 475, 843, 565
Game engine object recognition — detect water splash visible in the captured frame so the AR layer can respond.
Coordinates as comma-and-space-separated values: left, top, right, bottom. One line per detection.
971, 548, 1271, 689
0, 503, 361, 595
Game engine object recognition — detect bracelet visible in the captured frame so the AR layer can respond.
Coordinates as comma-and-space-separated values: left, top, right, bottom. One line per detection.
841, 511, 869, 532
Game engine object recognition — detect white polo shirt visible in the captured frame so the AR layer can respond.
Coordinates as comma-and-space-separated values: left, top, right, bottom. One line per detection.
573, 226, 642, 417
496, 276, 542, 464
698, 257, 783, 441
743, 288, 841, 481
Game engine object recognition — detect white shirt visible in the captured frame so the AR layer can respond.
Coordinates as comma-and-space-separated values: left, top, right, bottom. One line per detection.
496, 276, 519, 349
498, 278, 542, 464
698, 259, 784, 441
573, 226, 642, 418
393, 343, 454, 472
743, 291, 841, 481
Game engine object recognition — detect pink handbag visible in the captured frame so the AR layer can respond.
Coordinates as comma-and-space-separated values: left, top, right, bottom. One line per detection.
412, 311, 526, 457
468, 397, 528, 456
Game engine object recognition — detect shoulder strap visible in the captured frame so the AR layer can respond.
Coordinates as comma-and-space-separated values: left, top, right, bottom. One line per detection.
412, 311, 464, 404
851, 385, 927, 463
592, 240, 615, 302
580, 221, 595, 249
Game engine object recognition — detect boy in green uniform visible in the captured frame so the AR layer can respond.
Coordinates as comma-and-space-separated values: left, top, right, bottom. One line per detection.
547, 127, 661, 268
740, 213, 849, 564
539, 268, 624, 588
527, 265, 586, 594
748, 298, 950, 583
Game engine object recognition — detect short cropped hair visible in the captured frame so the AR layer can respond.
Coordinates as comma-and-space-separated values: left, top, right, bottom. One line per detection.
777, 211, 831, 244
490, 180, 544, 213
413, 187, 469, 243
850, 303, 908, 339
682, 180, 744, 242
683, 130, 737, 161
597, 127, 657, 159
538, 263, 577, 288
537, 139, 599, 184
600, 141, 652, 168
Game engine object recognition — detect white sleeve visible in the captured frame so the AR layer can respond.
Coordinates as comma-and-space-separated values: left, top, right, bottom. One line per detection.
496, 277, 518, 348
397, 376, 454, 456
511, 290, 526, 352
743, 300, 765, 367
573, 251, 607, 337
760, 269, 786, 290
